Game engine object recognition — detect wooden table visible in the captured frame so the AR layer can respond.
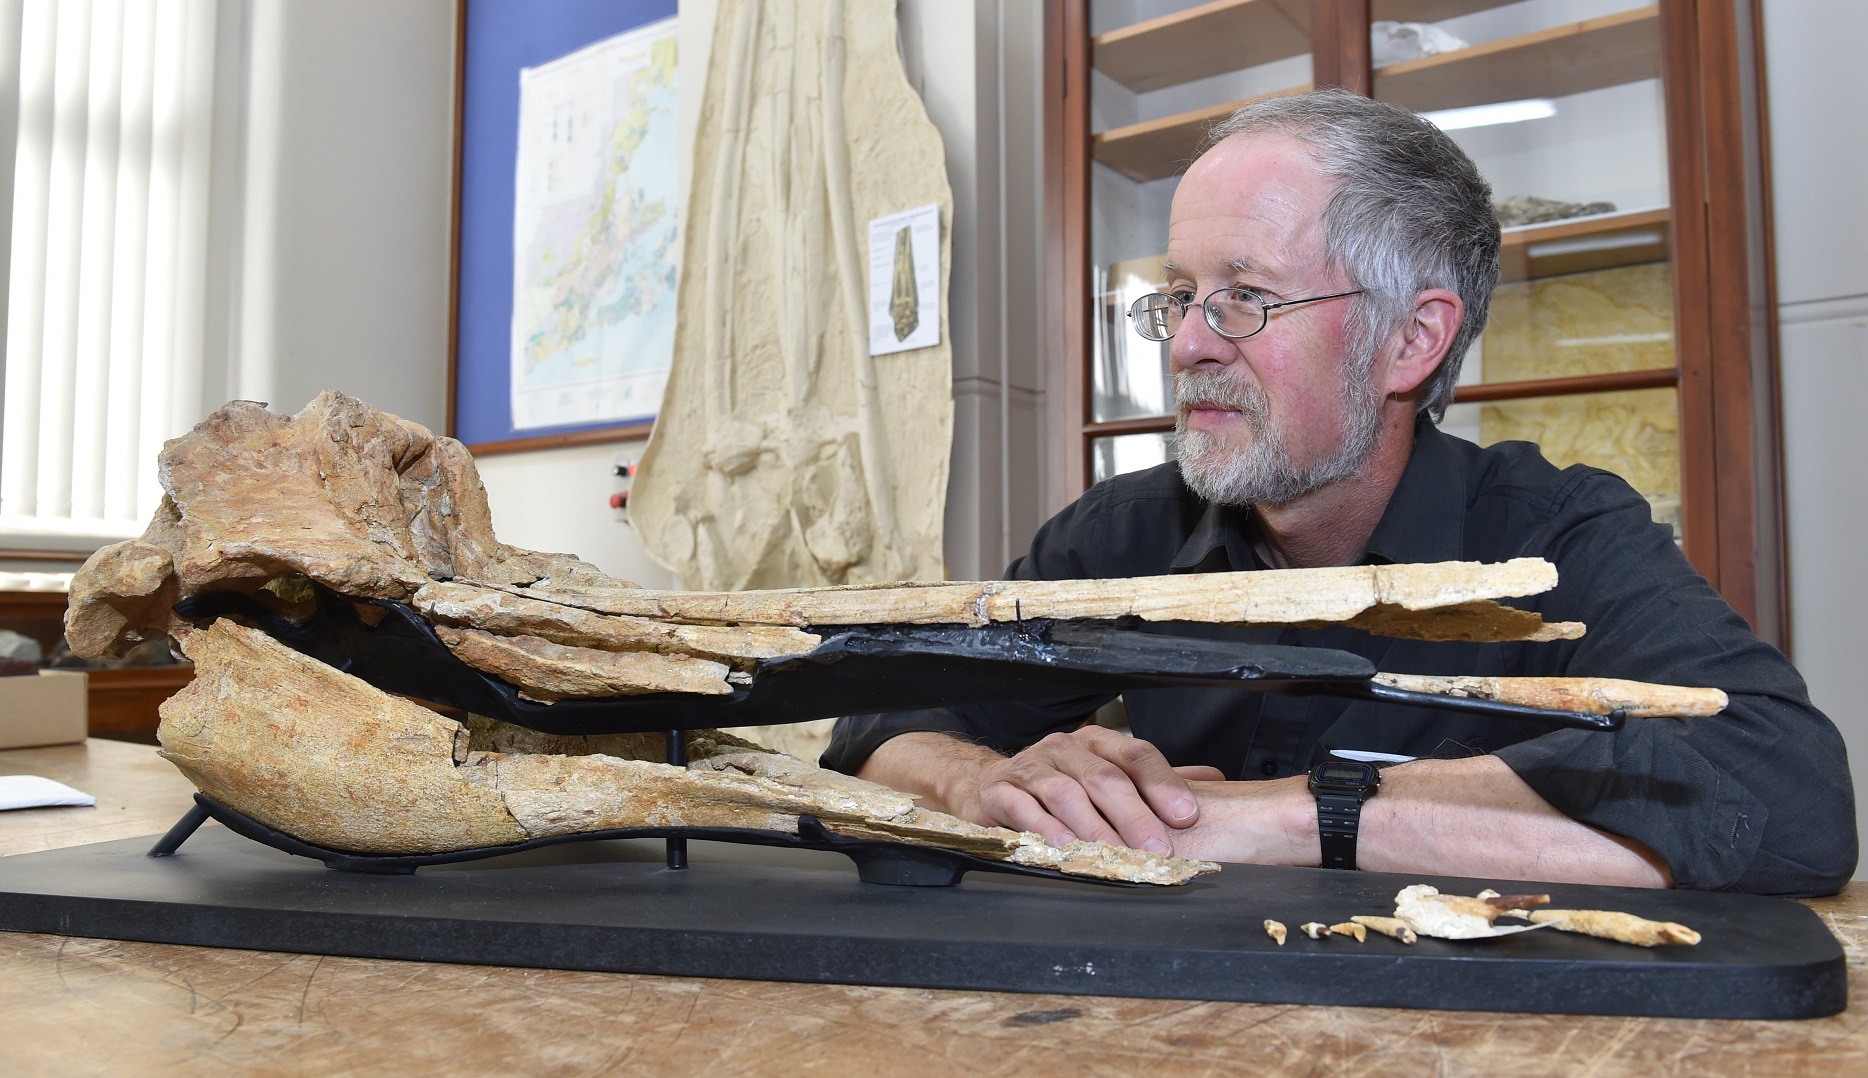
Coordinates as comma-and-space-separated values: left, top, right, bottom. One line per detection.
2, 741, 1863, 1076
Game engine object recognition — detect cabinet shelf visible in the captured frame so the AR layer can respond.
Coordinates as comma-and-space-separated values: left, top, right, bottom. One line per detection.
1090, 5, 1659, 184
1091, 85, 1311, 183
1088, 210, 1666, 294
1372, 0, 1521, 22
1374, 5, 1660, 113
1092, 0, 1310, 94
1499, 207, 1670, 283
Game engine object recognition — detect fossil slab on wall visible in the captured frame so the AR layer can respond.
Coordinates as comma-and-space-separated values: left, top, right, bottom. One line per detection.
630, 0, 954, 594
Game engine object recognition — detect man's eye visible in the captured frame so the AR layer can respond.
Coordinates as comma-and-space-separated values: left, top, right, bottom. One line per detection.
1170, 291, 1196, 305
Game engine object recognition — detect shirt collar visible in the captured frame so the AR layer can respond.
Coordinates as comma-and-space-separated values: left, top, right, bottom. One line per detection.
1362, 420, 1467, 566
1168, 497, 1258, 573
1165, 420, 1466, 572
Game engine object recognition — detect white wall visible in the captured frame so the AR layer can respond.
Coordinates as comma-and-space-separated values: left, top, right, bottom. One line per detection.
228, 0, 454, 430
1762, 0, 1868, 878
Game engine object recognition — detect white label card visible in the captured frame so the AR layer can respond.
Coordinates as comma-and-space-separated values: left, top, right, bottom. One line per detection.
867, 203, 941, 356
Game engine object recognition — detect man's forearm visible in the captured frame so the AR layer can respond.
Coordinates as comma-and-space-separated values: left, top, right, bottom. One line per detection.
1362, 756, 1672, 885
854, 731, 999, 814
1179, 755, 1673, 888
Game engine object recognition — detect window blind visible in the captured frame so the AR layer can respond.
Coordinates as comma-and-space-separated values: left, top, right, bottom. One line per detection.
0, 0, 218, 546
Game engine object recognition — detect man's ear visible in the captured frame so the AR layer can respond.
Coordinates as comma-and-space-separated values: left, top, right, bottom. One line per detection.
1380, 289, 1464, 397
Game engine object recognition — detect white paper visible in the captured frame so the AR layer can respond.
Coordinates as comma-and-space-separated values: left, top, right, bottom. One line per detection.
510, 18, 680, 431
1330, 749, 1416, 764
0, 775, 95, 811
867, 203, 941, 356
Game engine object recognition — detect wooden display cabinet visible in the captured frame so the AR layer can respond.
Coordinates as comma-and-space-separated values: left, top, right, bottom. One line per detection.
0, 589, 191, 745
1043, 0, 1784, 645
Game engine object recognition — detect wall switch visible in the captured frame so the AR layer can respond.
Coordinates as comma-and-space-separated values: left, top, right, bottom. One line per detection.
611, 452, 639, 525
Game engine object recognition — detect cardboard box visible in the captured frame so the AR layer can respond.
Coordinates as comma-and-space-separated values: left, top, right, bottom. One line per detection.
0, 670, 88, 749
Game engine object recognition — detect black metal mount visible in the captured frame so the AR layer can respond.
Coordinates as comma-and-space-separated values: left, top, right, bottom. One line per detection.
173, 588, 1626, 736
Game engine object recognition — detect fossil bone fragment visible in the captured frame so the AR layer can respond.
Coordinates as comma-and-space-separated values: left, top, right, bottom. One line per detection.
158, 620, 1215, 885
67, 394, 1592, 687
1528, 909, 1701, 947
1350, 915, 1418, 944
1328, 921, 1368, 943
1392, 884, 1546, 940
1300, 922, 1332, 940
1373, 673, 1727, 718
1264, 919, 1287, 945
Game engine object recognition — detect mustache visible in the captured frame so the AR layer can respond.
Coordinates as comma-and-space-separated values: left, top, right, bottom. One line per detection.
1174, 368, 1270, 420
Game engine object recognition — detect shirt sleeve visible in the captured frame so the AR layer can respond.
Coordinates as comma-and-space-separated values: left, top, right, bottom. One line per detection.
1492, 469, 1858, 896
819, 487, 1115, 776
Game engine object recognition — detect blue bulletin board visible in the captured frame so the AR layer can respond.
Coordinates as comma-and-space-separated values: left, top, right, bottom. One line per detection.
450, 0, 680, 452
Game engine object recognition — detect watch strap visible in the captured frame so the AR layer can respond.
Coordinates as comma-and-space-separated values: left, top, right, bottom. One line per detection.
1314, 790, 1365, 870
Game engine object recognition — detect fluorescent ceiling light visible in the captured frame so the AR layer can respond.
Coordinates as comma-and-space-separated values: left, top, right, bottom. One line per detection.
1422, 98, 1557, 131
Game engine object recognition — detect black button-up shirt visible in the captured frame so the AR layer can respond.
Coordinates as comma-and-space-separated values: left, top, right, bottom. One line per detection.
824, 422, 1858, 896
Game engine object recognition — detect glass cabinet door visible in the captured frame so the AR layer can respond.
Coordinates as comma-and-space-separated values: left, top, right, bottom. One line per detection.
1079, 1, 1683, 540
1371, 0, 1682, 539
1085, 0, 1314, 483
1058, 0, 1777, 635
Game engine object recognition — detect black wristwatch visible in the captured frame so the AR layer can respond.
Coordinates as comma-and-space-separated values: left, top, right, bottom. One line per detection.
1308, 760, 1381, 870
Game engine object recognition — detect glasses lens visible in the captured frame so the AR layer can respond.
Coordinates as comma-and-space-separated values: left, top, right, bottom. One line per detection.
1206, 288, 1265, 338
1128, 293, 1181, 341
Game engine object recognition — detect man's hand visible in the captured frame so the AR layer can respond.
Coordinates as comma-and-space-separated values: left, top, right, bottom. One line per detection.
857, 728, 1223, 855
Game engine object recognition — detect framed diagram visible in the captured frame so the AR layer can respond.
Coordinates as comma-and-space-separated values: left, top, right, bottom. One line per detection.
448, 0, 680, 454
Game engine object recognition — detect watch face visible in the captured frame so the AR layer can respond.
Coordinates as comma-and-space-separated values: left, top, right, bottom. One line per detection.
1316, 763, 1374, 786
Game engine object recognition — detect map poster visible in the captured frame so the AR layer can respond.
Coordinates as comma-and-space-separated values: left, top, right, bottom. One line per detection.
510, 18, 679, 431
866, 203, 941, 357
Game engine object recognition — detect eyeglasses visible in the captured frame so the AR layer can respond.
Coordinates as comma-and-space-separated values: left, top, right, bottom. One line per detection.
1127, 287, 1363, 342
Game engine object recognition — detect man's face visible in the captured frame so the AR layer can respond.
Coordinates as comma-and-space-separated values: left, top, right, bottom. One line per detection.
1165, 132, 1382, 507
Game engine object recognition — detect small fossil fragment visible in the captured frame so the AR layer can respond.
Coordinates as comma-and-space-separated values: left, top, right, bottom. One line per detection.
1393, 884, 1545, 940
1300, 922, 1332, 940
1328, 921, 1368, 943
1528, 909, 1701, 947
1350, 915, 1417, 944
1264, 919, 1287, 946
1373, 672, 1726, 719
1483, 892, 1552, 912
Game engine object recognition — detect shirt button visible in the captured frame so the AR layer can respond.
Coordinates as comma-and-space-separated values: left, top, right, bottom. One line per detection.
1260, 759, 1279, 776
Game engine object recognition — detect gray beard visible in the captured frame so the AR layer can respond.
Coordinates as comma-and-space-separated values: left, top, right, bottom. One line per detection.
1172, 360, 1384, 508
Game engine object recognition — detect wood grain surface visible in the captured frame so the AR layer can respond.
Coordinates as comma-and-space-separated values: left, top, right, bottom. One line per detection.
2, 741, 1863, 1076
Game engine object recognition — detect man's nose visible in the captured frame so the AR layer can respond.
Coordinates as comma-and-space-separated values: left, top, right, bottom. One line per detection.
1169, 301, 1239, 371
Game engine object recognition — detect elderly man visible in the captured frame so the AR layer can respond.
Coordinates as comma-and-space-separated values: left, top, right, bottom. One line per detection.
823, 89, 1856, 896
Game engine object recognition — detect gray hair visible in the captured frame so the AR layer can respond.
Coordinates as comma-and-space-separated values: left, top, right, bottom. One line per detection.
1200, 89, 1499, 421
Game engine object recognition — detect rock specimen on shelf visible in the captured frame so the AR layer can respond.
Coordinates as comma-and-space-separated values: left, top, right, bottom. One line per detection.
1369, 20, 1467, 67
1494, 195, 1618, 228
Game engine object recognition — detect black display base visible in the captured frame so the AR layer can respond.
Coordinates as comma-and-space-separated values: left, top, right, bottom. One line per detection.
0, 828, 1844, 1020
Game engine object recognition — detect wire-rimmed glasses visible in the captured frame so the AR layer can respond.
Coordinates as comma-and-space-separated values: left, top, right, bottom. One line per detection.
1127, 287, 1363, 342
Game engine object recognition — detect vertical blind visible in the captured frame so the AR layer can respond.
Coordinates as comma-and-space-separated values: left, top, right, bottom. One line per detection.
0, 0, 218, 543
